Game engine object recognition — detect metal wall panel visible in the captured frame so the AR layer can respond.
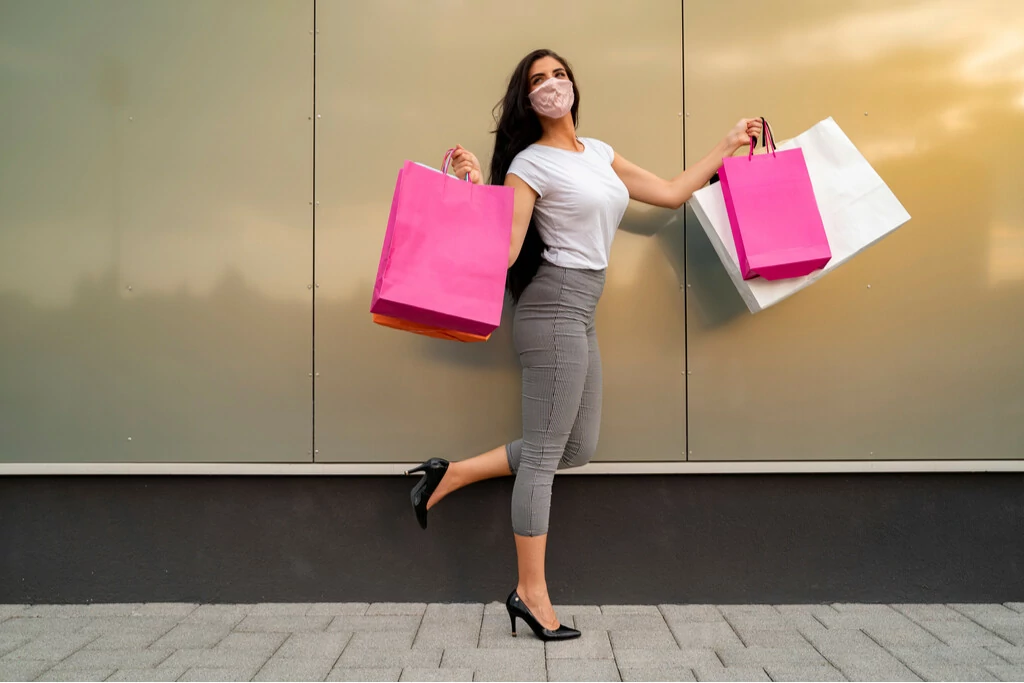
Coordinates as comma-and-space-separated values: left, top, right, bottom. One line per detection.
314, 1, 686, 462
0, 1, 314, 462
684, 0, 1024, 460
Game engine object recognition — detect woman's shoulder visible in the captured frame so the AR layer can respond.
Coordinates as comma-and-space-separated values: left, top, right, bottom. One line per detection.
511, 143, 545, 162
509, 144, 556, 174
580, 137, 614, 163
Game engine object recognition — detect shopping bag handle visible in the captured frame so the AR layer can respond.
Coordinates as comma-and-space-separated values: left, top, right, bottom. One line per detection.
441, 148, 471, 182
748, 117, 777, 160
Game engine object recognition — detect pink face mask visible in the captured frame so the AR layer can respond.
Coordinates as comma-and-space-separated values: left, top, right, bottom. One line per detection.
528, 77, 575, 119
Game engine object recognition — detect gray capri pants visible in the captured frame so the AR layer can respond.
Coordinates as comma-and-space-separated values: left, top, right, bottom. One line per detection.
504, 262, 605, 536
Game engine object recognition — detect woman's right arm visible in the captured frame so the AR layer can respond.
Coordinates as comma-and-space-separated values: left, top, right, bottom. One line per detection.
504, 174, 537, 268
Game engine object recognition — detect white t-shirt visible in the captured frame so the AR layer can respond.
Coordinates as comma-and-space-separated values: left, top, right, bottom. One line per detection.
507, 137, 629, 270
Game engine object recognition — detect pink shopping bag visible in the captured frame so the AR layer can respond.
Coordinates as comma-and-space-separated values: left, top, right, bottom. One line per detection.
370, 149, 514, 337
718, 120, 831, 280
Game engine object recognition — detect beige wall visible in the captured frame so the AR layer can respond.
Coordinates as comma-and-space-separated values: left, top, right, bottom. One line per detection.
684, 0, 1024, 460
312, 0, 685, 462
0, 1, 314, 462
1, 1, 1021, 464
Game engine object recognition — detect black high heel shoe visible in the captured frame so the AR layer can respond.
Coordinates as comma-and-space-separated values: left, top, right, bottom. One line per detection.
405, 458, 449, 530
505, 589, 581, 641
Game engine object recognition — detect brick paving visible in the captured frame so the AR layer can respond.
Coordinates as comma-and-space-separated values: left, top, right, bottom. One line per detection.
2, 602, 1024, 681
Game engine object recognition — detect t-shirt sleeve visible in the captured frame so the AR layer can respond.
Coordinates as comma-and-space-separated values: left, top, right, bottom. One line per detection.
507, 150, 547, 197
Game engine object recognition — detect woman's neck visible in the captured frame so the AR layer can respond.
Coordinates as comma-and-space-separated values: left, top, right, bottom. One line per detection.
538, 116, 581, 151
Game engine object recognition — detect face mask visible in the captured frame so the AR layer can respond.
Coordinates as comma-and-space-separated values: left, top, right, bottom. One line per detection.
528, 77, 574, 119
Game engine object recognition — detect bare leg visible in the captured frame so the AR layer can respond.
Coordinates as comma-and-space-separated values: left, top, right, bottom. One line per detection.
514, 533, 560, 629
425, 445, 511, 510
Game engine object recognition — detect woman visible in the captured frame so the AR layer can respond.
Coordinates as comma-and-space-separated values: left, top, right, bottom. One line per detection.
405, 49, 762, 641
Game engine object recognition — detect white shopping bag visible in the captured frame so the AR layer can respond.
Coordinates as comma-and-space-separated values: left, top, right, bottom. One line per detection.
688, 117, 911, 313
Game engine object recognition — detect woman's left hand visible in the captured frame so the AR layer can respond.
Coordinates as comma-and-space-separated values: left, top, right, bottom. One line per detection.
723, 118, 764, 153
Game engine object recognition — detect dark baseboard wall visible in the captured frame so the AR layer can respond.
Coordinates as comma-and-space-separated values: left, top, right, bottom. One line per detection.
2, 473, 1022, 604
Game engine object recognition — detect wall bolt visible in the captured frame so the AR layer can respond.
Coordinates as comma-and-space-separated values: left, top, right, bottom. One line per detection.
307, 284, 312, 290
316, 114, 321, 119
127, 437, 132, 441
315, 283, 320, 288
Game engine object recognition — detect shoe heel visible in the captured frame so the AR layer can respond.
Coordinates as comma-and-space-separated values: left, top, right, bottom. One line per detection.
405, 462, 429, 476
508, 610, 517, 636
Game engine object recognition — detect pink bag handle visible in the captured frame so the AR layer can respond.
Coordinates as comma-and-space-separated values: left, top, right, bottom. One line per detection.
748, 117, 777, 160
441, 148, 471, 182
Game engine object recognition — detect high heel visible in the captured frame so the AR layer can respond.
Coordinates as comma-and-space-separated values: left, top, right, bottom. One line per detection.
405, 457, 449, 529
505, 589, 581, 642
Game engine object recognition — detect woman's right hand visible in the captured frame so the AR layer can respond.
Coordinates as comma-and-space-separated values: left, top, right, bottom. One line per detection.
451, 145, 484, 185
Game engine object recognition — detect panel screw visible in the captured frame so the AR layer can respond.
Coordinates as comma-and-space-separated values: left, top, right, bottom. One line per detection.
687, 371, 692, 375
126, 285, 132, 291
128, 116, 133, 121
867, 284, 872, 289
685, 112, 691, 117
689, 450, 693, 455
314, 449, 319, 454
315, 201, 319, 206
315, 373, 319, 377
316, 114, 321, 119
127, 437, 132, 441
307, 284, 313, 289
315, 283, 319, 288
308, 373, 312, 377
864, 112, 869, 116
686, 283, 691, 288
308, 116, 312, 120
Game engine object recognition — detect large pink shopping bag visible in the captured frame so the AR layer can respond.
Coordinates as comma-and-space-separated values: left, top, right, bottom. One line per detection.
718, 120, 831, 280
370, 149, 513, 337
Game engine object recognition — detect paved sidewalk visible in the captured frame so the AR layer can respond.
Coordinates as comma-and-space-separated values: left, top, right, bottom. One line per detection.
2, 602, 1024, 682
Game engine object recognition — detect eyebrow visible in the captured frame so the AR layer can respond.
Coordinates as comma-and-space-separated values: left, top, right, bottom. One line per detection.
530, 68, 566, 81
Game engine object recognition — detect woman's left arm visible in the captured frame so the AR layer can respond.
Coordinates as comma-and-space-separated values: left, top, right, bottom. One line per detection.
610, 118, 762, 210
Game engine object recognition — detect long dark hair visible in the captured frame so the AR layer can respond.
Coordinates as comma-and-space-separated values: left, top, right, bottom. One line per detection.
489, 49, 579, 303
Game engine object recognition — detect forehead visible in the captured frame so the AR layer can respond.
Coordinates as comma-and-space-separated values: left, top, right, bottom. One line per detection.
529, 56, 565, 77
